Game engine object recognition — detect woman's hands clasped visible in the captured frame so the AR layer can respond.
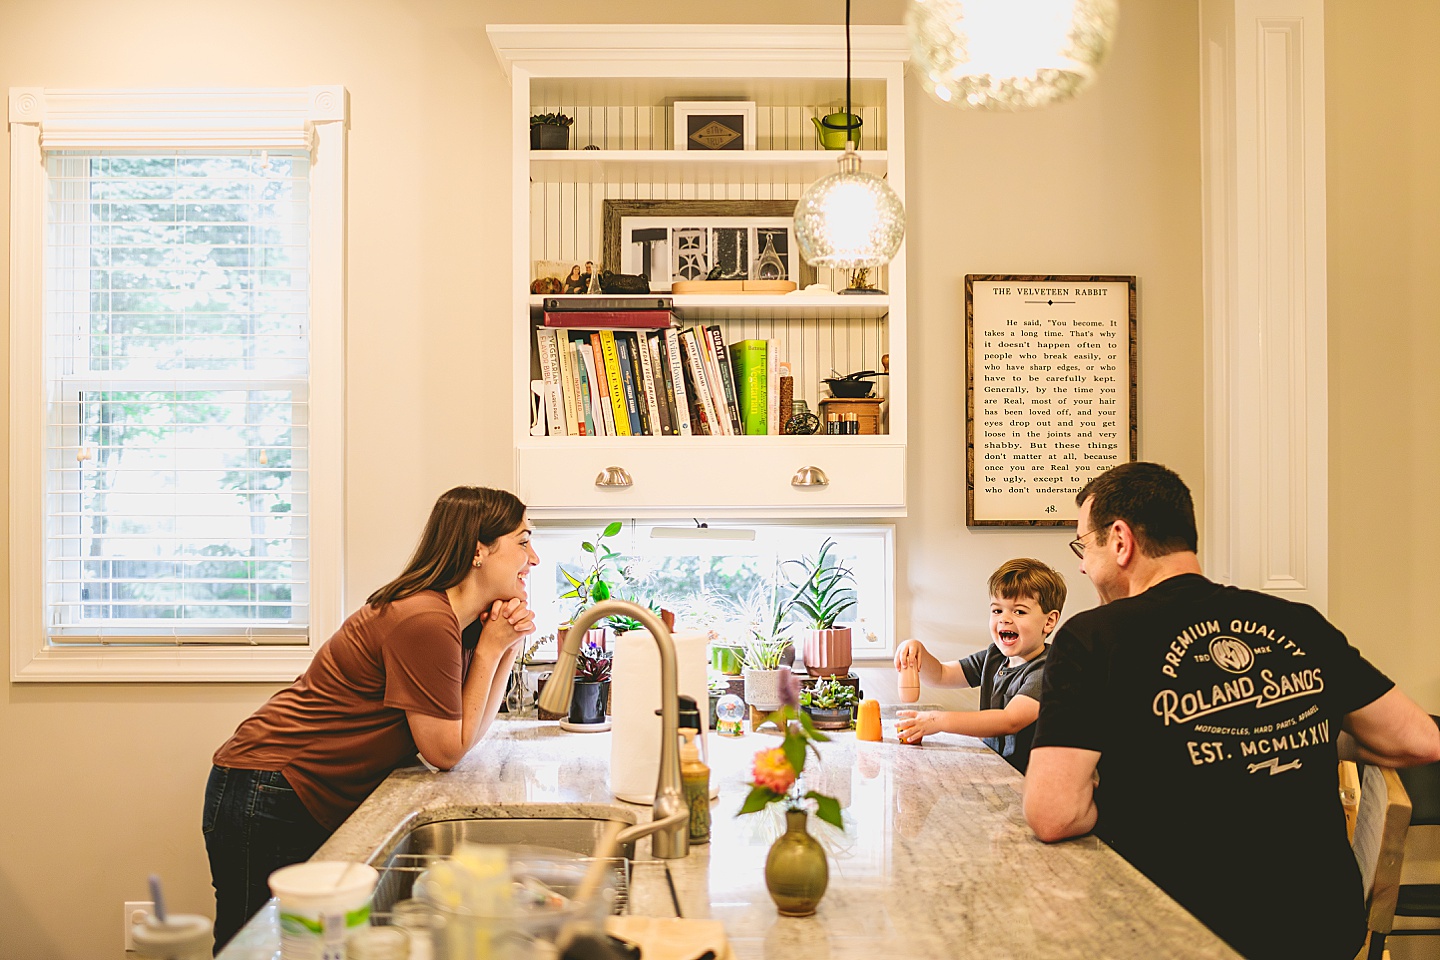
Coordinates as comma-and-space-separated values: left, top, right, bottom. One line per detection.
478, 597, 536, 657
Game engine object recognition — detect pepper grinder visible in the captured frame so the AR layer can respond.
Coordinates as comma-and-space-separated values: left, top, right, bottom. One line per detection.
898, 662, 920, 703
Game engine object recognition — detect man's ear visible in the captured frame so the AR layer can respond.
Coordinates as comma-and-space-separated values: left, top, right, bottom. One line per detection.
1110, 520, 1137, 566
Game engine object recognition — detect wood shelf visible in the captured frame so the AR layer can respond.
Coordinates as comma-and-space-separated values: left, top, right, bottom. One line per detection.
529, 149, 886, 185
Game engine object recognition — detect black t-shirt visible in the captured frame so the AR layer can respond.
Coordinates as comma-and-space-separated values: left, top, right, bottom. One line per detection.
1034, 574, 1393, 960
956, 644, 1047, 772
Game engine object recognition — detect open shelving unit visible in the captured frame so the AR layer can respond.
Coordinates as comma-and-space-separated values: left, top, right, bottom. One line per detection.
489, 24, 910, 518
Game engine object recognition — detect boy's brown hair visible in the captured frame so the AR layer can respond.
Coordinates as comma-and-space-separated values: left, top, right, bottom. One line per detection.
988, 558, 1067, 617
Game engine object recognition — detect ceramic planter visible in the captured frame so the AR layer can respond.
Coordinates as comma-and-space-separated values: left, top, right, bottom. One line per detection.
802, 627, 852, 678
530, 122, 570, 150
569, 680, 610, 724
802, 705, 853, 731
710, 643, 744, 675
742, 668, 783, 711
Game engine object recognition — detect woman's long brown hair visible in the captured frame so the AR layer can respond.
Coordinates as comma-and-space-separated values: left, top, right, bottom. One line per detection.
366, 486, 526, 607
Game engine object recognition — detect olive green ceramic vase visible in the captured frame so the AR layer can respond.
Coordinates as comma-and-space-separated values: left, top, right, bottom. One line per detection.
765, 810, 829, 916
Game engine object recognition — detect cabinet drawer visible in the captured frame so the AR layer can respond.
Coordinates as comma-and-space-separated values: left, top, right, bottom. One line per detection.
516, 441, 905, 517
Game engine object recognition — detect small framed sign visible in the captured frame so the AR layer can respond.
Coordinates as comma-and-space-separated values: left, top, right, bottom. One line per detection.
673, 100, 756, 151
965, 274, 1138, 526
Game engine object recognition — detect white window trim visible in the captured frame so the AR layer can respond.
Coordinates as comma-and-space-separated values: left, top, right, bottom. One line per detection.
8, 86, 347, 682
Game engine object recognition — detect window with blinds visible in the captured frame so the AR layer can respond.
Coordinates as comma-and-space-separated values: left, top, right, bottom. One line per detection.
44, 151, 312, 645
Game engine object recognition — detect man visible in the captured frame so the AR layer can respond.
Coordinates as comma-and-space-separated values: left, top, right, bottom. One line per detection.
1025, 461, 1440, 960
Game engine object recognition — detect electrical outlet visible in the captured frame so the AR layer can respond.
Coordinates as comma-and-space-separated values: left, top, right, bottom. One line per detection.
123, 901, 153, 952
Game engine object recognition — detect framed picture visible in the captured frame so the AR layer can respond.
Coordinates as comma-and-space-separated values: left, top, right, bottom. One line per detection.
964, 274, 1138, 526
602, 199, 817, 292
531, 257, 599, 295
673, 100, 756, 151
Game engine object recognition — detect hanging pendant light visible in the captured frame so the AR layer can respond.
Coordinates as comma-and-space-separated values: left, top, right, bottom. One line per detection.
794, 0, 906, 270
907, 0, 1119, 110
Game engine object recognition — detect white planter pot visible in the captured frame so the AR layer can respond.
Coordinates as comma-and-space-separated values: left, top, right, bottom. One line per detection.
743, 668, 783, 711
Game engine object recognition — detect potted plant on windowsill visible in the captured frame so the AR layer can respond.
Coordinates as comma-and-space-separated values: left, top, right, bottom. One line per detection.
557, 520, 624, 652
530, 112, 574, 150
800, 677, 858, 730
785, 538, 858, 679
569, 639, 612, 725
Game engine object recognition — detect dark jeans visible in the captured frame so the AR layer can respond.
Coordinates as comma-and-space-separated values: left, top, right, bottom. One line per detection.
203, 765, 331, 955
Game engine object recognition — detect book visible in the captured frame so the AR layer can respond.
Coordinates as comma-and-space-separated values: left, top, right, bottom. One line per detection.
572, 339, 593, 435
729, 339, 768, 435
598, 330, 631, 436
679, 327, 720, 436
542, 310, 674, 329
690, 326, 732, 435
578, 341, 608, 436
615, 335, 645, 435
542, 296, 674, 312
663, 327, 693, 436
535, 328, 564, 437
766, 338, 780, 435
553, 329, 580, 435
707, 325, 743, 434
584, 337, 615, 437
640, 331, 672, 436
636, 331, 668, 434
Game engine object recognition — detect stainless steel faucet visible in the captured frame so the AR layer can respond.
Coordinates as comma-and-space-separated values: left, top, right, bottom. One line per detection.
536, 600, 690, 859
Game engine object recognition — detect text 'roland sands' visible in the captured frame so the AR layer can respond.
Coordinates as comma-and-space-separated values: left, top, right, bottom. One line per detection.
1151, 668, 1325, 726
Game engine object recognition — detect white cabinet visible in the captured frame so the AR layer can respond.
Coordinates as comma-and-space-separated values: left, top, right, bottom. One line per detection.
488, 25, 909, 519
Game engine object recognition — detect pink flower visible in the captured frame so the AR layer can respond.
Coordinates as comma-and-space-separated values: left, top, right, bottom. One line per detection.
751, 747, 796, 794
778, 666, 801, 709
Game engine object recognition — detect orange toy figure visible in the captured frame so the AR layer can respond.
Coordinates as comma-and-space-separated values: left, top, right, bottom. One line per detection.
855, 699, 882, 741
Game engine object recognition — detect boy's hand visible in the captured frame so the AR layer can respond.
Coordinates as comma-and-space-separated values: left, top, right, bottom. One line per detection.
896, 709, 939, 743
894, 638, 926, 672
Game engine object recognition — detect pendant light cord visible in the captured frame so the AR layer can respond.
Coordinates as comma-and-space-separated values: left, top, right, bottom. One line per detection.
845, 0, 854, 147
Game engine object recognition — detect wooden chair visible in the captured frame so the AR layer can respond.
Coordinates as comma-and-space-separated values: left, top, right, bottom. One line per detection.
1388, 757, 1440, 953
1341, 760, 1361, 842
1353, 764, 1412, 960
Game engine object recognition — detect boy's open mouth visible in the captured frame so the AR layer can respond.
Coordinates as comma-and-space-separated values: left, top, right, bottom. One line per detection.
998, 629, 1019, 645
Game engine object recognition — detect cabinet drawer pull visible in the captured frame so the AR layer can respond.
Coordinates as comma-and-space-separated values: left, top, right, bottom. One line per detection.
791, 466, 829, 487
595, 465, 633, 488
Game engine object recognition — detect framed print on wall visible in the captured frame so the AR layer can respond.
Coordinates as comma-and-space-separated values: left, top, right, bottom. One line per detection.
602, 199, 818, 292
964, 274, 1138, 526
673, 100, 756, 151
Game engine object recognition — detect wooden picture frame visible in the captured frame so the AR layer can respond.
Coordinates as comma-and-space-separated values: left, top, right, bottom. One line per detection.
602, 199, 818, 291
672, 100, 756, 151
965, 274, 1138, 526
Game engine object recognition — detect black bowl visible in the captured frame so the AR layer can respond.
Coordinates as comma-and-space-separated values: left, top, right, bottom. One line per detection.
824, 378, 875, 398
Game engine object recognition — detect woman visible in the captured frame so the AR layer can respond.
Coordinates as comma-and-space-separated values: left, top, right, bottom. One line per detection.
203, 486, 537, 951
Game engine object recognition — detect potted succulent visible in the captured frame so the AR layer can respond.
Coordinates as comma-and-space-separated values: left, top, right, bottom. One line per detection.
530, 112, 574, 150
800, 677, 858, 730
784, 538, 857, 678
569, 639, 612, 725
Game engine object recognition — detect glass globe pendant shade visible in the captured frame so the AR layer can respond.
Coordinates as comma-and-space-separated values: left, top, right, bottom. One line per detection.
907, 0, 1119, 110
794, 146, 906, 269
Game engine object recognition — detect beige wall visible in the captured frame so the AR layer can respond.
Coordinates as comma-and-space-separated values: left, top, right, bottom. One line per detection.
3, 1, 1417, 957
1326, 1, 1440, 712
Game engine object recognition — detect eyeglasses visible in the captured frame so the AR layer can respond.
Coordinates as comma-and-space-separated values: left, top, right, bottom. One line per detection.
1069, 528, 1099, 559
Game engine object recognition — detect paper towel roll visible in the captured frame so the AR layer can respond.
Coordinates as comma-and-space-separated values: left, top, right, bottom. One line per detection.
610, 629, 712, 804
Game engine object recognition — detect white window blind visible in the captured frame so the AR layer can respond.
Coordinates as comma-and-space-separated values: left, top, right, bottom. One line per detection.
44, 150, 312, 645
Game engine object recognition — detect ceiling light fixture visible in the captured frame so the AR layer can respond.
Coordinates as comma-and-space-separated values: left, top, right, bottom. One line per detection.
907, 0, 1119, 110
793, 0, 907, 271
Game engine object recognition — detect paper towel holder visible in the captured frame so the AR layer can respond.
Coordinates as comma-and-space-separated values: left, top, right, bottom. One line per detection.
538, 599, 691, 859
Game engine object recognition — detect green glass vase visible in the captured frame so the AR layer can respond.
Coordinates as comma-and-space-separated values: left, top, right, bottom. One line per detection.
765, 809, 828, 916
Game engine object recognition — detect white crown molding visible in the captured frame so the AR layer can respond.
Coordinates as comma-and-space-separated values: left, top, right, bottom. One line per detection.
1200, 0, 1328, 610
7, 86, 348, 150
487, 24, 909, 80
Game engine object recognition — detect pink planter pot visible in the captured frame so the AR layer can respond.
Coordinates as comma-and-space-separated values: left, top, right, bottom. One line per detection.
802, 627, 852, 678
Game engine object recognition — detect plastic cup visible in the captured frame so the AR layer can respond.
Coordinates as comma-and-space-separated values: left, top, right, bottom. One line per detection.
268, 861, 379, 960
130, 914, 213, 960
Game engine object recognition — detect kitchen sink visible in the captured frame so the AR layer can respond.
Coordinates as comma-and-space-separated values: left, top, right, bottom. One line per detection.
367, 808, 640, 914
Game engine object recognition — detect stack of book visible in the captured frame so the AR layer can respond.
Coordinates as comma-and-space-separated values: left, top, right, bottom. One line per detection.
534, 307, 781, 438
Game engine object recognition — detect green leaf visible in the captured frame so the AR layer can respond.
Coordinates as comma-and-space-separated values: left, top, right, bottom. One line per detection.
782, 727, 807, 775
603, 521, 623, 538
738, 785, 780, 815
796, 710, 829, 741
805, 792, 844, 830
592, 581, 610, 602
582, 541, 595, 553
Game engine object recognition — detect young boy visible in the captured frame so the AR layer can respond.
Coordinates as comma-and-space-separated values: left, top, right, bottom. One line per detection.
894, 558, 1066, 772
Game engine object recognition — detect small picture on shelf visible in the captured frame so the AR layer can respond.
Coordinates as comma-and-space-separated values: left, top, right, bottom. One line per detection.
673, 100, 756, 151
531, 258, 601, 296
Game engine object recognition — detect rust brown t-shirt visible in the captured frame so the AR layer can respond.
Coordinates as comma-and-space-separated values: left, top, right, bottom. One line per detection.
213, 590, 470, 831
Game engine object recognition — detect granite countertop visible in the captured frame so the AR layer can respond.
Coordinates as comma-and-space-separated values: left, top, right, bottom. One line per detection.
222, 715, 1243, 960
